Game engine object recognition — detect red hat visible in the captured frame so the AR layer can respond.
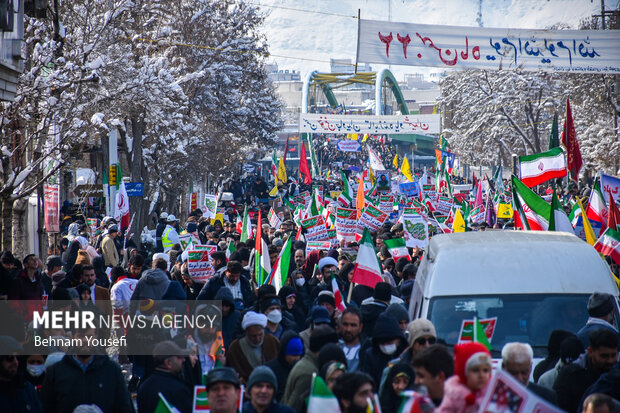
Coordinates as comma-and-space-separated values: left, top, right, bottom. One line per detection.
454, 342, 491, 383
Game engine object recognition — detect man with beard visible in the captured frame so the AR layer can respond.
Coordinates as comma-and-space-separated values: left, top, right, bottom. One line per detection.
194, 304, 225, 377
333, 372, 375, 413
338, 307, 365, 372
226, 311, 279, 383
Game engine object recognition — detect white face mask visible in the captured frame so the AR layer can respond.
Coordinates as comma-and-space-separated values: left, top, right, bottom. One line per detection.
27, 363, 45, 377
379, 343, 398, 355
267, 309, 282, 324
295, 278, 305, 287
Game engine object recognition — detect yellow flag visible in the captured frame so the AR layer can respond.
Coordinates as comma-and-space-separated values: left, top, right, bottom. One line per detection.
401, 155, 414, 182
576, 197, 596, 246
453, 209, 466, 233
497, 203, 514, 219
392, 154, 398, 169
351, 134, 359, 140
362, 133, 370, 143
369, 167, 376, 185
277, 156, 287, 183
269, 185, 279, 196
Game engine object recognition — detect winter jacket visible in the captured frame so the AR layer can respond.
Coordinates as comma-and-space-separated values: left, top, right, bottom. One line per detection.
8, 271, 44, 301
40, 355, 134, 413
576, 318, 620, 349
527, 382, 558, 406
242, 400, 295, 413
155, 219, 166, 253
110, 277, 139, 312
130, 268, 171, 301
266, 331, 303, 402
137, 369, 193, 413
196, 273, 256, 309
359, 313, 408, 385
215, 287, 242, 349
537, 359, 565, 390
0, 377, 43, 413
360, 300, 388, 338
554, 352, 605, 413
580, 367, 620, 407
101, 234, 119, 267
438, 375, 487, 413
282, 351, 319, 412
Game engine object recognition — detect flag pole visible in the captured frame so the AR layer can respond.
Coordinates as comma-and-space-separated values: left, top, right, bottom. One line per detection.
347, 282, 355, 304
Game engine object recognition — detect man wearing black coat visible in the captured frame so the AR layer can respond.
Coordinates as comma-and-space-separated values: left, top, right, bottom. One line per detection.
137, 341, 193, 413
197, 261, 256, 310
0, 336, 43, 413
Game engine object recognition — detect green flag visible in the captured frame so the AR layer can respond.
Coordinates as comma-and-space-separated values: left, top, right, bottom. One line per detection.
549, 112, 560, 149
473, 317, 491, 351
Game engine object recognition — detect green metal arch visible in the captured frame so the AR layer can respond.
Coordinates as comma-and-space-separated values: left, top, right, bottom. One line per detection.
375, 69, 409, 115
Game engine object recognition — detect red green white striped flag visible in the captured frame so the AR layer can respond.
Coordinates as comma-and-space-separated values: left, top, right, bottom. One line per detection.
518, 147, 567, 188
351, 227, 383, 288
307, 374, 341, 413
594, 227, 620, 266
511, 175, 550, 231
269, 236, 292, 292
254, 209, 271, 285
586, 178, 608, 230
383, 238, 411, 262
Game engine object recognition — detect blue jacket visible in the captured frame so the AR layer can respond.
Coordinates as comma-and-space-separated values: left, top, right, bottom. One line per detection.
576, 319, 620, 349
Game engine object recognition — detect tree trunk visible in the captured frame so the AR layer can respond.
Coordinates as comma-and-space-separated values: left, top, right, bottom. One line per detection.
12, 198, 28, 258
130, 116, 147, 248
1, 198, 13, 251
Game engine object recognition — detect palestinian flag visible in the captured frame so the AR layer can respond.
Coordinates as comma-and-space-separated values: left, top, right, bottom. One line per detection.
587, 179, 609, 230
594, 227, 620, 266
511, 175, 550, 231
307, 374, 341, 413
155, 393, 181, 413
254, 210, 271, 285
384, 238, 411, 262
239, 206, 253, 242
332, 277, 346, 312
351, 228, 383, 288
268, 236, 292, 292
226, 241, 236, 260
548, 189, 574, 234
518, 147, 567, 188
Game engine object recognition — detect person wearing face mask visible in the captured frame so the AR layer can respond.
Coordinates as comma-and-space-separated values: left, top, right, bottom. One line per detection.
261, 296, 295, 340
278, 286, 304, 332
20, 354, 46, 391
227, 311, 280, 384
288, 270, 311, 314
359, 312, 408, 386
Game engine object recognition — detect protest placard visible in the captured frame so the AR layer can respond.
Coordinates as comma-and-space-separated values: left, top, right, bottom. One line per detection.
479, 370, 563, 412
357, 204, 388, 233
203, 194, 218, 219
302, 215, 329, 241
422, 184, 436, 199
306, 241, 332, 255
398, 181, 420, 197
379, 195, 394, 215
187, 246, 217, 282
268, 207, 282, 229
436, 196, 454, 215
457, 317, 497, 344
336, 208, 358, 242
401, 210, 429, 248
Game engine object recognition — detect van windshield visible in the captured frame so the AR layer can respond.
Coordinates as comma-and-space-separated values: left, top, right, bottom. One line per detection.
428, 294, 594, 357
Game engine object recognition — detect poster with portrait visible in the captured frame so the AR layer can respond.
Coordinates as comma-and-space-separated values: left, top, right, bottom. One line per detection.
376, 171, 391, 192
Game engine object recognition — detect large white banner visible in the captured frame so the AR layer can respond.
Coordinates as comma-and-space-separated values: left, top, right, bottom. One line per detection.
357, 19, 620, 74
299, 113, 440, 134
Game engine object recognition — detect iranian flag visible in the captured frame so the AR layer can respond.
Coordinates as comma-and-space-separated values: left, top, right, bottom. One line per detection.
254, 210, 271, 286
268, 207, 282, 229
511, 175, 550, 231
239, 206, 253, 242
586, 178, 608, 230
226, 241, 236, 260
518, 147, 567, 188
269, 236, 292, 293
568, 199, 582, 228
114, 163, 130, 230
548, 189, 574, 234
332, 277, 346, 312
307, 374, 341, 413
384, 238, 411, 262
594, 227, 620, 266
351, 227, 383, 288
337, 170, 353, 207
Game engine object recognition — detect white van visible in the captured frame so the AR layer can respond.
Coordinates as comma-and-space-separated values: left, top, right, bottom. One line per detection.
409, 231, 620, 357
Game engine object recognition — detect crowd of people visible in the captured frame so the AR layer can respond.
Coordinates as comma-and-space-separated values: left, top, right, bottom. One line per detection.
0, 170, 619, 413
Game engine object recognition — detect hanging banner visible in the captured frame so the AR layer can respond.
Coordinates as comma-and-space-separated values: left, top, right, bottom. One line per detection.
300, 113, 440, 134
401, 209, 429, 248
44, 184, 60, 233
336, 208, 358, 242
302, 215, 329, 241
336, 140, 361, 152
600, 172, 620, 204
189, 192, 198, 211
356, 19, 620, 74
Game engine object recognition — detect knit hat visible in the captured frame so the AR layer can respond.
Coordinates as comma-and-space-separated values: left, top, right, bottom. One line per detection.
318, 257, 338, 272
51, 271, 67, 287
75, 250, 91, 266
318, 343, 347, 369
317, 291, 335, 307
587, 292, 615, 317
373, 282, 392, 302
247, 366, 277, 391
242, 311, 267, 330
406, 319, 437, 347
386, 303, 409, 323
309, 324, 338, 353
454, 342, 491, 384
309, 306, 331, 324
272, 238, 284, 248
285, 337, 304, 356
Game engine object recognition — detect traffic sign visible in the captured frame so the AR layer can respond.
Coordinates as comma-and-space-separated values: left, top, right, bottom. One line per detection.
74, 185, 104, 198
125, 182, 143, 196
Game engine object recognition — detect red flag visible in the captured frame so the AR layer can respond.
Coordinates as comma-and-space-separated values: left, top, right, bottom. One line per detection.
299, 141, 312, 185
255, 210, 263, 250
607, 189, 620, 231
561, 98, 583, 180
283, 136, 290, 164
